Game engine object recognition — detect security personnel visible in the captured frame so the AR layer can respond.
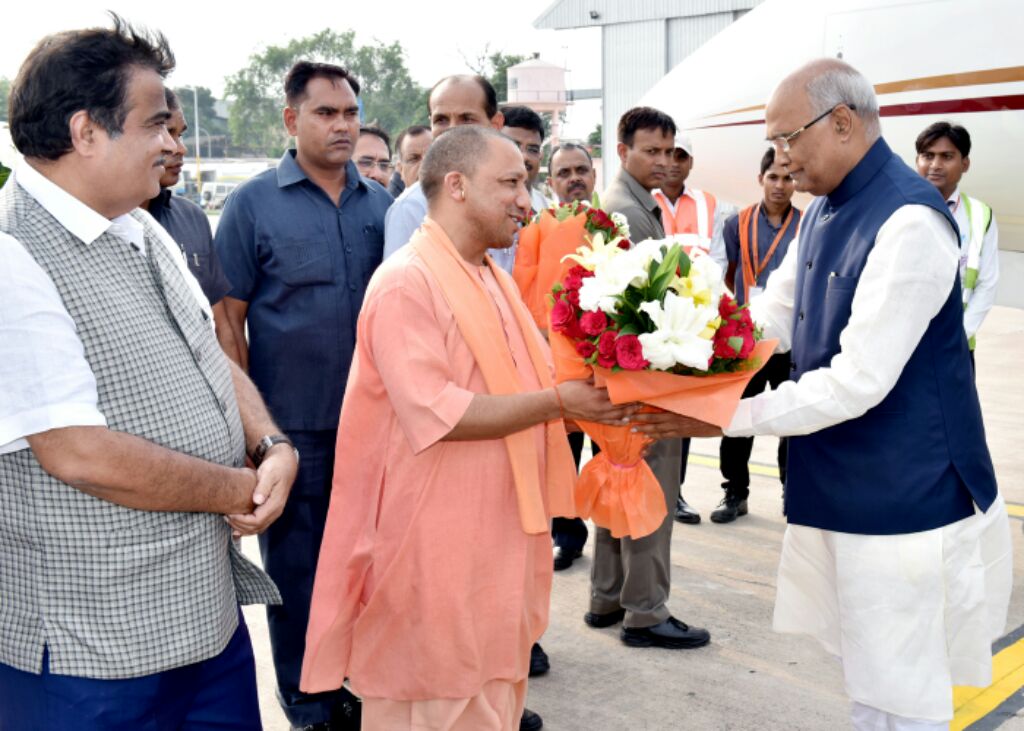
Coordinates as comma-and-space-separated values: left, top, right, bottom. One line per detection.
915, 121, 999, 365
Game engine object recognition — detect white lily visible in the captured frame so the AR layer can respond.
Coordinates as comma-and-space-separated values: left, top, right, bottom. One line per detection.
637, 291, 718, 370
561, 230, 627, 272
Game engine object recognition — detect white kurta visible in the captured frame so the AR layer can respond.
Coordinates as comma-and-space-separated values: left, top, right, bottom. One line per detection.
724, 204, 1012, 722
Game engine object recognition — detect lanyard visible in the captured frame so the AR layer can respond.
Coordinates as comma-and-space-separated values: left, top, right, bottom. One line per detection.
742, 203, 794, 302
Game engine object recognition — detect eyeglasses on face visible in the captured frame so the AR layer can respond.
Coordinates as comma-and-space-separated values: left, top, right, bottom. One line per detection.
356, 157, 394, 173
768, 104, 857, 153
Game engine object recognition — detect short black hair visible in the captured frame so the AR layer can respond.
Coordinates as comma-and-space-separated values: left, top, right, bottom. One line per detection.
617, 106, 676, 147
915, 121, 971, 158
500, 105, 544, 140
165, 87, 180, 112
550, 142, 593, 166
9, 13, 175, 160
428, 75, 498, 119
760, 147, 776, 176
359, 125, 391, 157
285, 61, 361, 107
396, 125, 431, 158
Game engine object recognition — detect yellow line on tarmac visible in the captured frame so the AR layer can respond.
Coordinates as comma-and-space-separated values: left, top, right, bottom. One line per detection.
688, 452, 780, 479
953, 637, 1024, 729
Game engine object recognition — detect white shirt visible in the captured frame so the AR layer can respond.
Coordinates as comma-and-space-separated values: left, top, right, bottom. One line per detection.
947, 186, 999, 339
0, 163, 209, 454
725, 204, 959, 438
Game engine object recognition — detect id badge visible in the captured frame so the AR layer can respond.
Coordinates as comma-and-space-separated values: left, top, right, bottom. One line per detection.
749, 286, 764, 300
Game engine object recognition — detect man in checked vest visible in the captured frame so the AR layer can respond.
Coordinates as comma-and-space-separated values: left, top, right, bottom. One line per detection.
0, 17, 294, 729
916, 121, 1000, 367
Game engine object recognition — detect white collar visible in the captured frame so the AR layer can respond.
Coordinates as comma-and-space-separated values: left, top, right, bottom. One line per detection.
15, 160, 146, 251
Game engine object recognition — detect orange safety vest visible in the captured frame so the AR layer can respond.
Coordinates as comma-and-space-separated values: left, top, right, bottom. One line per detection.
737, 203, 800, 302
654, 189, 717, 238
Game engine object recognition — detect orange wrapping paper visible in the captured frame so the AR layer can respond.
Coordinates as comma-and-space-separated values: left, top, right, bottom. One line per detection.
512, 211, 589, 331
550, 331, 779, 538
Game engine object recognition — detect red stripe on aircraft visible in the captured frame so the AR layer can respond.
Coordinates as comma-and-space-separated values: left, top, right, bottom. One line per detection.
692, 94, 1024, 130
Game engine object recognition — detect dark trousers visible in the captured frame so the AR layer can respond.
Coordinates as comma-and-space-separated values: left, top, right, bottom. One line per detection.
553, 431, 590, 552
259, 429, 358, 727
677, 438, 691, 486
0, 611, 261, 730
718, 353, 792, 500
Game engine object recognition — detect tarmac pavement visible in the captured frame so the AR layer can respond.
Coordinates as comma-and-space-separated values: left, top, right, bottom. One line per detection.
243, 304, 1024, 731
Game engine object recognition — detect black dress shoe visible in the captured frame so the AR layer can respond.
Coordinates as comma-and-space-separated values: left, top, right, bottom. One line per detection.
520, 707, 544, 730
674, 495, 701, 524
529, 642, 550, 677
583, 607, 626, 628
621, 616, 710, 649
710, 495, 748, 523
553, 545, 582, 571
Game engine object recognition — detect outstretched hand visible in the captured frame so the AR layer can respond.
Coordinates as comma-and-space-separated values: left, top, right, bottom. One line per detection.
630, 411, 723, 440
556, 378, 638, 426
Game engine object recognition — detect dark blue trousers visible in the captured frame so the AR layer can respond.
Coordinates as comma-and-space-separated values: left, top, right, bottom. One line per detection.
259, 429, 358, 727
553, 431, 591, 552
0, 612, 260, 730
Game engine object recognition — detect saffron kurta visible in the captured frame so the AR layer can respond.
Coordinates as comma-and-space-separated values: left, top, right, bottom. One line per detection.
300, 237, 555, 702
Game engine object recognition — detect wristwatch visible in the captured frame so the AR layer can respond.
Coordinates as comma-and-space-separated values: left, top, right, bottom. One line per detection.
250, 433, 298, 467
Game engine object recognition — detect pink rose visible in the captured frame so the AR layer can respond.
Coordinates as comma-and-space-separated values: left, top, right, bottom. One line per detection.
579, 310, 608, 336
615, 334, 649, 370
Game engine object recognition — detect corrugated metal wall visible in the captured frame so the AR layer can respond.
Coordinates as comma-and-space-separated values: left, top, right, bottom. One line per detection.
600, 12, 740, 186
536, 0, 760, 29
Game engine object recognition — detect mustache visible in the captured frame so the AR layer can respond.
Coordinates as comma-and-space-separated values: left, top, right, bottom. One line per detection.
154, 157, 167, 168
568, 181, 586, 191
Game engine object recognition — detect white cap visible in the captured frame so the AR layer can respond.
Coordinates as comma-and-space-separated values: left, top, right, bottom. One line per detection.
676, 135, 693, 157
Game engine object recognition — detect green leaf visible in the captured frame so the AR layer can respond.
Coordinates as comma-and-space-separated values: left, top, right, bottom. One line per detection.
618, 323, 640, 335
727, 336, 744, 355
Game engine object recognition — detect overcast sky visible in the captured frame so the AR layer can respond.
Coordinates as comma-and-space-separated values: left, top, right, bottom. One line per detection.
2, 0, 603, 137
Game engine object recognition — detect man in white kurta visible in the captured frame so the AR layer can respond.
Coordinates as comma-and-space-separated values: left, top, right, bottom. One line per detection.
635, 59, 1011, 730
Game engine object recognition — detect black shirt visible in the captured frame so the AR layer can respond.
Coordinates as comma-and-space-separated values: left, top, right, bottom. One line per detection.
148, 189, 232, 305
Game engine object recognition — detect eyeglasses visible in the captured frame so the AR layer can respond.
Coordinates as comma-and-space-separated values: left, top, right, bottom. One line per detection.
768, 104, 856, 153
356, 157, 394, 173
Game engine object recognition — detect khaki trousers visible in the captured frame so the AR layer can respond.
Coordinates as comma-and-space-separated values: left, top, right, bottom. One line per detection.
589, 438, 682, 628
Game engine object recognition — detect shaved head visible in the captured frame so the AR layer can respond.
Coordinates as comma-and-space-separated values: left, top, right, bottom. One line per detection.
421, 125, 505, 202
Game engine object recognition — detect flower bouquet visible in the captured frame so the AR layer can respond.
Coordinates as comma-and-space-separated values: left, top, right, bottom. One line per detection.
512, 196, 631, 331
549, 233, 778, 539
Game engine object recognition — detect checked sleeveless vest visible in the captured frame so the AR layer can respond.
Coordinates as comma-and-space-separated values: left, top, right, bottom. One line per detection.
0, 182, 279, 678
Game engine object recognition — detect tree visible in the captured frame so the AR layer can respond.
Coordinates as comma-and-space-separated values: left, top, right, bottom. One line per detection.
224, 30, 425, 157
172, 86, 229, 157
0, 78, 10, 121
463, 47, 526, 104
587, 123, 602, 158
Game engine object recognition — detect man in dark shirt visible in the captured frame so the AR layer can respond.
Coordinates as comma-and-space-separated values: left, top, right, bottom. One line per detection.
214, 61, 392, 730
716, 148, 801, 523
141, 89, 240, 362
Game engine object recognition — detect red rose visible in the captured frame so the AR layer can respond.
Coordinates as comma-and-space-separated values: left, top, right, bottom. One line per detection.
563, 271, 584, 292
576, 340, 597, 359
596, 330, 618, 367
550, 298, 577, 334
617, 238, 632, 250
719, 293, 739, 318
579, 310, 608, 336
615, 334, 649, 370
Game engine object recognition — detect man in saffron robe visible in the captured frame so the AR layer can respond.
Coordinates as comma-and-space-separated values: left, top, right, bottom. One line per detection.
300, 125, 633, 731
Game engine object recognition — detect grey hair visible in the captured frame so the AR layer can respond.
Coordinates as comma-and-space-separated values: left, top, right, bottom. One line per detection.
420, 125, 507, 203
805, 62, 881, 140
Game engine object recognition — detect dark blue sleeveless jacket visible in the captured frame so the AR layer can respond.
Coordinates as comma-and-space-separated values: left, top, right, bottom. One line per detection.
785, 138, 997, 535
